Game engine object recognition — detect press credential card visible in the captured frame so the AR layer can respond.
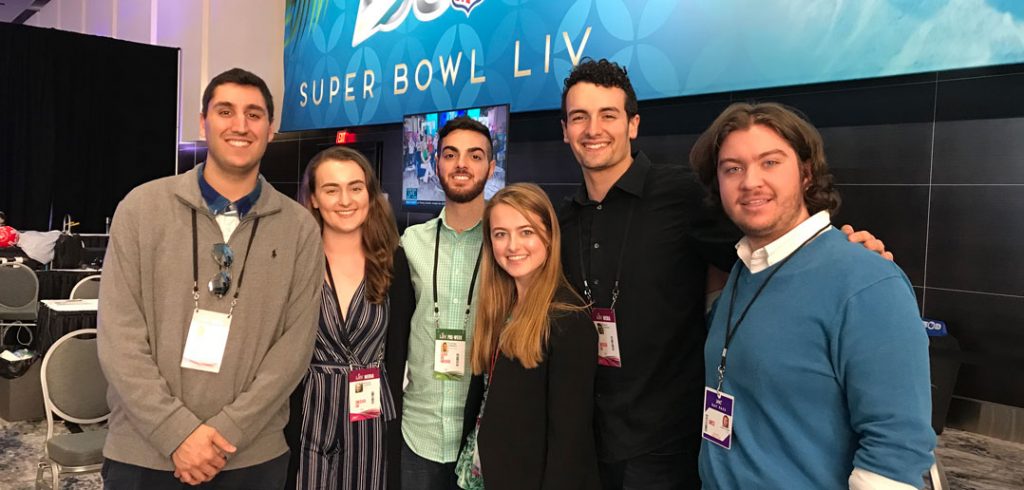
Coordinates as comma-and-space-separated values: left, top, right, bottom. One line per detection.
348, 368, 382, 422
702, 386, 735, 450
180, 309, 231, 373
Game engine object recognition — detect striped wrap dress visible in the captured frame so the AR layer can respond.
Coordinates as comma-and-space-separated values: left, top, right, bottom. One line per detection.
297, 276, 397, 490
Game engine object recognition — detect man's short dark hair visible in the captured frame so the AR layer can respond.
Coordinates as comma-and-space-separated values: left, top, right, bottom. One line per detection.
689, 102, 841, 215
560, 58, 639, 121
201, 68, 275, 122
437, 116, 493, 159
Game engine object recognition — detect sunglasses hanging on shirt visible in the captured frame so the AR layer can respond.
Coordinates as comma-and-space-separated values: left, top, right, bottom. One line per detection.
190, 209, 260, 313
209, 243, 234, 297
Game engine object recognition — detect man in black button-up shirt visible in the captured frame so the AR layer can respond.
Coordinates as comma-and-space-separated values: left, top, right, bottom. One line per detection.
557, 59, 739, 489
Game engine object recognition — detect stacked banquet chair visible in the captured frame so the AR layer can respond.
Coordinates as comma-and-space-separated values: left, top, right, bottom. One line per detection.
0, 261, 38, 347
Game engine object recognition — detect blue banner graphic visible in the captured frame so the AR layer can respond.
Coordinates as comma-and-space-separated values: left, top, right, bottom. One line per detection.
282, 0, 1024, 131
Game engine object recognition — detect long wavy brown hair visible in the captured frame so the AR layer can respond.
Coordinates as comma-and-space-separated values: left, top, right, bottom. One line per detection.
298, 146, 398, 303
471, 183, 585, 372
689, 102, 841, 215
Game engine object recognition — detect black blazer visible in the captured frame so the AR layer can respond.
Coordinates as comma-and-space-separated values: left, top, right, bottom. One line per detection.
284, 247, 415, 490
468, 289, 600, 490
383, 247, 415, 488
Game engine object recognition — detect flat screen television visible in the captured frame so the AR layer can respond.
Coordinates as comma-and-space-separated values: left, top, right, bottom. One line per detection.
402, 104, 509, 208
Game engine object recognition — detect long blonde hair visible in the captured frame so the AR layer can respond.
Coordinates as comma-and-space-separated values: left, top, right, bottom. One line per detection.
298, 146, 398, 303
471, 183, 584, 372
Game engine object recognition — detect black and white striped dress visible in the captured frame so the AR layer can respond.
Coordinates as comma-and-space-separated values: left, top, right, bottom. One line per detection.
297, 279, 397, 490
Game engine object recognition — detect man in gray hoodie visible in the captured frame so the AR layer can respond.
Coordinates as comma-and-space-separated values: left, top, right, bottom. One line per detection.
97, 68, 323, 489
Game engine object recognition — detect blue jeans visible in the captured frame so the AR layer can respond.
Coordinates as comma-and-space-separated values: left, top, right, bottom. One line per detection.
400, 440, 460, 490
598, 437, 700, 490
102, 452, 288, 490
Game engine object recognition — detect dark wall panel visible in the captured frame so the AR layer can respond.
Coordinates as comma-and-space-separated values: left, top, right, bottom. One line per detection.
924, 289, 1024, 408
832, 185, 929, 287
932, 118, 1024, 185
821, 124, 933, 185
261, 139, 300, 184
509, 111, 564, 142
634, 134, 700, 168
927, 186, 1024, 295
737, 80, 937, 127
274, 183, 299, 201
936, 72, 1024, 121
637, 96, 733, 135
507, 140, 582, 184
298, 136, 338, 172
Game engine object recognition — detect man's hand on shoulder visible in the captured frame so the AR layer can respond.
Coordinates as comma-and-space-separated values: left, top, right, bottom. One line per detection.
171, 424, 237, 485
841, 224, 894, 262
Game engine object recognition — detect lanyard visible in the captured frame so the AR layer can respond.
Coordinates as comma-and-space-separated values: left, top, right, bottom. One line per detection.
191, 209, 260, 316
325, 257, 386, 366
715, 224, 830, 394
487, 342, 500, 387
432, 220, 483, 330
577, 199, 636, 308
486, 314, 515, 387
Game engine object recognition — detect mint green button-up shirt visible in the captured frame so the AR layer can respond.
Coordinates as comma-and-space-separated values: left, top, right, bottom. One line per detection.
400, 209, 484, 463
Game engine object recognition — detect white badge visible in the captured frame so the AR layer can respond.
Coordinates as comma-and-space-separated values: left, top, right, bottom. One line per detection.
433, 329, 466, 380
702, 386, 735, 450
348, 368, 383, 422
592, 308, 621, 367
181, 309, 231, 373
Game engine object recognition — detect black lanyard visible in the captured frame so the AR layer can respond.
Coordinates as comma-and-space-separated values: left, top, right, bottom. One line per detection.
715, 224, 830, 394
191, 209, 260, 316
432, 219, 483, 330
577, 199, 636, 308
325, 256, 386, 366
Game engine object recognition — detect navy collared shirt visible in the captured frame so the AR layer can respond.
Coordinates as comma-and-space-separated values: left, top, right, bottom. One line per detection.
197, 163, 262, 217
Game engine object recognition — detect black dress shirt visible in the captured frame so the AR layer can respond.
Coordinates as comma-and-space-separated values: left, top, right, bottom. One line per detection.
558, 151, 739, 462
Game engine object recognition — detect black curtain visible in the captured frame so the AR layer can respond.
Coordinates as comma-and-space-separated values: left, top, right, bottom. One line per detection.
0, 23, 178, 232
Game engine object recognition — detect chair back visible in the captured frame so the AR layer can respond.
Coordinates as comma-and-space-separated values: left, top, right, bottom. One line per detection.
0, 263, 38, 321
40, 328, 109, 424
70, 275, 102, 300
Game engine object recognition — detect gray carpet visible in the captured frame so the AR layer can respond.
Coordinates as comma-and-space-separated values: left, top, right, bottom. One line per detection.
0, 418, 100, 489
932, 428, 1024, 489
1, 417, 1021, 489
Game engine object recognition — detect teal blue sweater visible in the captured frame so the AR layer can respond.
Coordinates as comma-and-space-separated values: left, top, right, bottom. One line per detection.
699, 229, 934, 489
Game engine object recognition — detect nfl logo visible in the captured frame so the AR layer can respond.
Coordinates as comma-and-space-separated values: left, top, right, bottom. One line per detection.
452, 0, 484, 16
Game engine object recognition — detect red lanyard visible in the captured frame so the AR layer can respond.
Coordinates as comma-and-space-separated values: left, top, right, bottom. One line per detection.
488, 343, 500, 386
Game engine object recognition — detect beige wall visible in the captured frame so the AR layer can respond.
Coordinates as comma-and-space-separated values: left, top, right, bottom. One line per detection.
26, 0, 285, 142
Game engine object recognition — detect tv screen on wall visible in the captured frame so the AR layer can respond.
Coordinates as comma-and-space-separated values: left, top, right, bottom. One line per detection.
402, 104, 509, 209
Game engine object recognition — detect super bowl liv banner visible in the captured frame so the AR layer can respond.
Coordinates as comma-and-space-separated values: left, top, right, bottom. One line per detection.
282, 0, 1024, 131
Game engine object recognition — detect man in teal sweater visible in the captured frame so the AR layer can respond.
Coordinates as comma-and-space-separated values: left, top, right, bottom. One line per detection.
689, 102, 934, 489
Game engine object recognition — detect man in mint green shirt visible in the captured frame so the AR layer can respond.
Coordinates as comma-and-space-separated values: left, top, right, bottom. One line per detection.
400, 116, 495, 490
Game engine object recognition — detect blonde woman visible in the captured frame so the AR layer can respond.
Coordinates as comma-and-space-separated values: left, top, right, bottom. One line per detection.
455, 183, 599, 490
